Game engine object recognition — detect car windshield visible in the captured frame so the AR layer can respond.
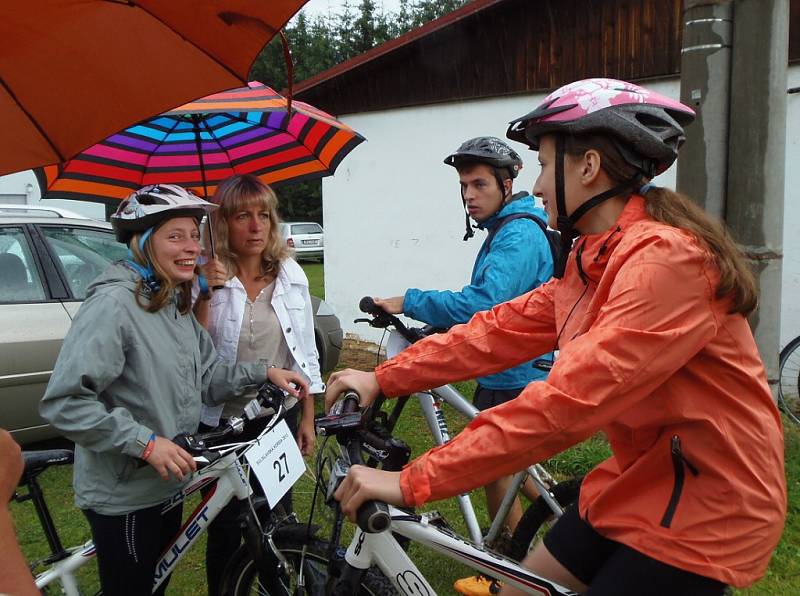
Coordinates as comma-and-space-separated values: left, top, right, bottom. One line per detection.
291, 223, 322, 235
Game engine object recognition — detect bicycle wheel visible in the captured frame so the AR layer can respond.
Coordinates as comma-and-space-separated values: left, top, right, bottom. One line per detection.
779, 335, 800, 425
220, 532, 396, 596
507, 477, 582, 562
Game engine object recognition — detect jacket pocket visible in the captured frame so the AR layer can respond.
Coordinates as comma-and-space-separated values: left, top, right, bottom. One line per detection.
660, 435, 699, 528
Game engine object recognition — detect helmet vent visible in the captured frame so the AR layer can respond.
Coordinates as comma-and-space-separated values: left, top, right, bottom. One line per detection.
634, 112, 671, 132
136, 193, 170, 206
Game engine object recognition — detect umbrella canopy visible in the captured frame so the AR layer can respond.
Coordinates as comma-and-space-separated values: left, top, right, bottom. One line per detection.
0, 0, 309, 176
36, 82, 365, 204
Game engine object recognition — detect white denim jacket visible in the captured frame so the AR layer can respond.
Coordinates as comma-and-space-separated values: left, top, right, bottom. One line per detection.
199, 258, 324, 426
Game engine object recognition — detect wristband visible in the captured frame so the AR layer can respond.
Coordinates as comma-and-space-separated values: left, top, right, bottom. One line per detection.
141, 433, 156, 461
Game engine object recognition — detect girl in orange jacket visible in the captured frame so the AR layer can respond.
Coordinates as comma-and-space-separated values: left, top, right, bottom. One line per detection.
325, 78, 786, 595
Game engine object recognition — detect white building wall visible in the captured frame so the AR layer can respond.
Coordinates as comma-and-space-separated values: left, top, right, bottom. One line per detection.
0, 169, 105, 219
324, 69, 800, 345
781, 65, 800, 347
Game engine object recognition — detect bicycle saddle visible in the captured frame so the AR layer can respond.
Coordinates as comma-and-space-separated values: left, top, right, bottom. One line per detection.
20, 449, 74, 484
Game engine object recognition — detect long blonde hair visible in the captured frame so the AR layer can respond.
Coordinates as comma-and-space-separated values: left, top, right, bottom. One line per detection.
128, 228, 193, 314
210, 175, 290, 279
564, 133, 758, 315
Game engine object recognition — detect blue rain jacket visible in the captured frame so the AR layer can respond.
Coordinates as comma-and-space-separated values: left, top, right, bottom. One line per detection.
403, 193, 553, 390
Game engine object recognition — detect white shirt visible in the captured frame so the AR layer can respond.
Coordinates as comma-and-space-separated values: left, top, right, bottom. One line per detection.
198, 258, 324, 426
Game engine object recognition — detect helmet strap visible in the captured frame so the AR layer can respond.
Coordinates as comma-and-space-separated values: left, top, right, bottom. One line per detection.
461, 188, 475, 241
551, 135, 643, 278
125, 226, 161, 293
553, 135, 573, 278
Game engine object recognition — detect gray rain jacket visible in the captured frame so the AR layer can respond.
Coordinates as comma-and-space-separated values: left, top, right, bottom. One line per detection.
40, 264, 267, 515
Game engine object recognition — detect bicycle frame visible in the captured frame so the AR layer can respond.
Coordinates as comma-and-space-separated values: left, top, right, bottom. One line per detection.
31, 386, 307, 596
31, 450, 253, 594
386, 329, 563, 547
343, 507, 578, 596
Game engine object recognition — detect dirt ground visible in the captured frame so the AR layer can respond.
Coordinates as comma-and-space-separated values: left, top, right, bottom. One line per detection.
334, 337, 385, 372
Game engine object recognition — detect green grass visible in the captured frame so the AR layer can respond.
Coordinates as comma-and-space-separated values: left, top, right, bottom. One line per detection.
302, 262, 324, 300
13, 414, 800, 593
11, 252, 800, 594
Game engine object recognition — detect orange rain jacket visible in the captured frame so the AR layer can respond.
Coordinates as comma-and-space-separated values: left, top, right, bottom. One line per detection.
375, 196, 786, 588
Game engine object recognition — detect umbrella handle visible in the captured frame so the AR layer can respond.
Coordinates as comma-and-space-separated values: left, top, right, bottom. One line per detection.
204, 215, 224, 291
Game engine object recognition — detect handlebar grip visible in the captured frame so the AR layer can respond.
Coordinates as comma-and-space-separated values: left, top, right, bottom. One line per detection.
356, 500, 391, 533
359, 296, 381, 315
342, 391, 360, 413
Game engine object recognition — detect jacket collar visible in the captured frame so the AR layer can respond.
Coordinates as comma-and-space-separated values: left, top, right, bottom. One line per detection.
477, 192, 535, 230
572, 195, 648, 283
221, 258, 307, 296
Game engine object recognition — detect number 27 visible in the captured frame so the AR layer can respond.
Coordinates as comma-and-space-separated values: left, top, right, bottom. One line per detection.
273, 453, 289, 481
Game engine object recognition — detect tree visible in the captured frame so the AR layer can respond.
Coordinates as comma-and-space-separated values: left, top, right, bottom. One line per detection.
249, 0, 470, 223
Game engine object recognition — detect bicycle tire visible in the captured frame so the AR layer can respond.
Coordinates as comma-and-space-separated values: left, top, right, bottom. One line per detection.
507, 477, 582, 562
779, 335, 800, 425
220, 532, 396, 596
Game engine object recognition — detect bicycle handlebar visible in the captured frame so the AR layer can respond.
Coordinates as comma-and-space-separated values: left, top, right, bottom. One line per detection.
173, 381, 291, 464
316, 390, 402, 534
357, 296, 443, 344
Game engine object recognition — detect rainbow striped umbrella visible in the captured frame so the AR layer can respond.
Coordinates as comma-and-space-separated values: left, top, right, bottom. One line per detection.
36, 82, 365, 205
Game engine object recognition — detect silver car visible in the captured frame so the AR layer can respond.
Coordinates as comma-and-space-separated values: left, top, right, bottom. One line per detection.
0, 214, 341, 445
280, 221, 324, 261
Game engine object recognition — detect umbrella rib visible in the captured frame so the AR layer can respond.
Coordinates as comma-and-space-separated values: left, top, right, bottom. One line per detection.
212, 111, 326, 169
198, 117, 235, 174
0, 75, 66, 162
127, 2, 263, 84
139, 116, 185, 180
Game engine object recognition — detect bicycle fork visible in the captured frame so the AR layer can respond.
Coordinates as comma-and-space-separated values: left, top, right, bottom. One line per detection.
417, 391, 484, 544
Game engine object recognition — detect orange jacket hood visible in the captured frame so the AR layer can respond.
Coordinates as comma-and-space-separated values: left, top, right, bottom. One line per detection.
376, 196, 786, 587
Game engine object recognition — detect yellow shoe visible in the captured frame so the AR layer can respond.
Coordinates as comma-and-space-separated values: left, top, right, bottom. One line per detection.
453, 574, 502, 595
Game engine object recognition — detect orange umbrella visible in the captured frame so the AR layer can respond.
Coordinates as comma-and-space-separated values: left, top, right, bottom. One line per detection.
0, 0, 309, 176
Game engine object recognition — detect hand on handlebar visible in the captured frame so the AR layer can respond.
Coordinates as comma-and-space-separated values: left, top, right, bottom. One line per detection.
144, 436, 197, 481
333, 465, 404, 521
324, 369, 381, 413
267, 367, 309, 400
372, 296, 404, 315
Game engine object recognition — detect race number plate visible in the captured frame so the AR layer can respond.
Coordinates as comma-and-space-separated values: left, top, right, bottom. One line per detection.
244, 420, 304, 507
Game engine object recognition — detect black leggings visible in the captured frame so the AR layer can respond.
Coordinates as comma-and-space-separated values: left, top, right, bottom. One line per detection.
544, 504, 728, 596
84, 502, 183, 595
201, 404, 300, 596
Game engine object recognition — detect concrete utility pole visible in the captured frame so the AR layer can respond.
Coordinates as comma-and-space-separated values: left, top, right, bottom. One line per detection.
677, 0, 790, 395
677, 0, 733, 220
726, 0, 789, 394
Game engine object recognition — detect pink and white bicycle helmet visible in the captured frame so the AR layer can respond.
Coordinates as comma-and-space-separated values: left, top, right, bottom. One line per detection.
505, 79, 695, 278
111, 184, 217, 244
507, 78, 695, 178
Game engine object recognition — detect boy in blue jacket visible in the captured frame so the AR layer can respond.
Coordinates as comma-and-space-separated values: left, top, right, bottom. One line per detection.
374, 136, 554, 595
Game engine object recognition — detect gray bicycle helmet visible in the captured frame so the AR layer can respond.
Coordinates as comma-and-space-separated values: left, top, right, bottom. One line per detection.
444, 136, 523, 179
112, 184, 217, 244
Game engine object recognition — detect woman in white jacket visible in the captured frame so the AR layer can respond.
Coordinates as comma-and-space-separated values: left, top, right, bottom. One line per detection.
194, 174, 323, 595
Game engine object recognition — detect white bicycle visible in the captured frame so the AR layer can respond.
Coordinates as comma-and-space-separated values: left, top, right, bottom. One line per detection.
355, 296, 581, 560
314, 392, 579, 596
15, 382, 392, 595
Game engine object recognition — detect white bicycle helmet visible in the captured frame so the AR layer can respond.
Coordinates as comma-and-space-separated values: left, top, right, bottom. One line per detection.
111, 184, 217, 244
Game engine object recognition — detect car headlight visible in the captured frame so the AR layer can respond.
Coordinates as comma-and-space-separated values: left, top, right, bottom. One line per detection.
315, 298, 336, 316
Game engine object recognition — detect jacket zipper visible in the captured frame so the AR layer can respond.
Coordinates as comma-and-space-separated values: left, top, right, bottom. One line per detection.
660, 435, 699, 528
